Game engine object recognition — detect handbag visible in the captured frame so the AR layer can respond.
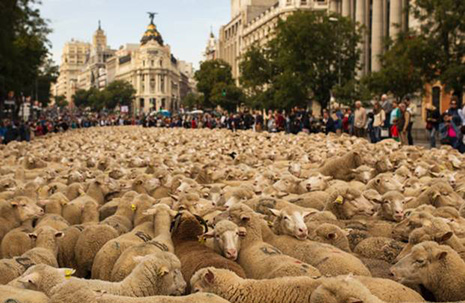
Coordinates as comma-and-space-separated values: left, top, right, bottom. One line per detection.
426, 122, 433, 131
380, 128, 389, 137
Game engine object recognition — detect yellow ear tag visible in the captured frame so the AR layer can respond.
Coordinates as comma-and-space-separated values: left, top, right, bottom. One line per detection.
336, 196, 344, 205
267, 220, 274, 227
198, 236, 206, 244
131, 204, 137, 212
64, 269, 75, 279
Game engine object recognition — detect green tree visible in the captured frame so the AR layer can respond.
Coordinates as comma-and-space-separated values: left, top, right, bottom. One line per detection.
182, 93, 201, 109
54, 95, 68, 108
195, 59, 239, 109
362, 31, 427, 101
411, 0, 465, 99
211, 83, 245, 112
103, 80, 136, 109
239, 11, 362, 110
36, 57, 59, 107
73, 87, 99, 109
0, 0, 51, 107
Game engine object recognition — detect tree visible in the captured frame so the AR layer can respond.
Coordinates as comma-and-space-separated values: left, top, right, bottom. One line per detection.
0, 0, 51, 105
54, 95, 68, 108
239, 11, 362, 110
195, 59, 242, 109
182, 93, 201, 109
73, 87, 99, 109
211, 83, 245, 112
103, 80, 136, 110
333, 79, 372, 106
362, 31, 427, 101
36, 57, 59, 107
410, 0, 465, 100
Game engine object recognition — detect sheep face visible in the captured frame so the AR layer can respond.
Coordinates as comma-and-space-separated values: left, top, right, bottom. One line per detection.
190, 268, 222, 294
11, 198, 44, 222
391, 242, 448, 286
392, 211, 434, 242
335, 193, 375, 219
300, 174, 331, 192
204, 220, 246, 261
270, 208, 312, 240
429, 185, 464, 209
0, 178, 16, 192
377, 192, 412, 222
351, 166, 375, 184
372, 174, 404, 194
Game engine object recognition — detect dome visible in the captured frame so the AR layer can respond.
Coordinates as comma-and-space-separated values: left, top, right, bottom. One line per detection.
141, 18, 164, 46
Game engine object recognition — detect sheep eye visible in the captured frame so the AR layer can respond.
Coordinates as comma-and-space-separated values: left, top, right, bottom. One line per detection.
284, 216, 290, 220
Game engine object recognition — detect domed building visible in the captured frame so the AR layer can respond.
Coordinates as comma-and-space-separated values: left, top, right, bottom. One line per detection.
104, 14, 195, 114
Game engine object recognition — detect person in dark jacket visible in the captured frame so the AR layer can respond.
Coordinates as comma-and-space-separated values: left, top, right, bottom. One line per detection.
425, 103, 440, 148
323, 111, 335, 134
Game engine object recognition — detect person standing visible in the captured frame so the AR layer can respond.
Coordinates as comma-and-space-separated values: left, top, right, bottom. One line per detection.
389, 101, 401, 140
372, 102, 386, 143
425, 103, 440, 148
354, 101, 367, 138
322, 110, 335, 134
398, 103, 411, 145
447, 97, 462, 127
439, 113, 460, 149
405, 97, 416, 145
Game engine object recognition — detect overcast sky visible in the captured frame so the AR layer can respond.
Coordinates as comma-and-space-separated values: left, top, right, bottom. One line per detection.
40, 0, 230, 69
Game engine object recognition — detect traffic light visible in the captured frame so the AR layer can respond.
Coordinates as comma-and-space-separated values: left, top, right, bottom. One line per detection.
222, 89, 227, 97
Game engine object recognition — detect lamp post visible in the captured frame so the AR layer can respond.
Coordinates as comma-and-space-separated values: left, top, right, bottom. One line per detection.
329, 16, 342, 114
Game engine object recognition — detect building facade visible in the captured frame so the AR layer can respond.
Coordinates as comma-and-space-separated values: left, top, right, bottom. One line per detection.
54, 16, 195, 113
204, 32, 219, 61
53, 40, 91, 103
217, 0, 413, 80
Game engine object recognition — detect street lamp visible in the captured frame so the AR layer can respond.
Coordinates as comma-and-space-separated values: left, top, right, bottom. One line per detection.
329, 16, 342, 114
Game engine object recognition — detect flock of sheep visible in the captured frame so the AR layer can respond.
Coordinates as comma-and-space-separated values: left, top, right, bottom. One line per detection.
1, 126, 465, 303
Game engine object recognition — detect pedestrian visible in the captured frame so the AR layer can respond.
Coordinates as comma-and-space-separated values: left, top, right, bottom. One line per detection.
446, 97, 462, 127
398, 103, 411, 145
372, 102, 386, 143
353, 100, 367, 138
405, 97, 416, 145
425, 102, 440, 148
439, 113, 460, 149
322, 110, 335, 134
389, 100, 401, 139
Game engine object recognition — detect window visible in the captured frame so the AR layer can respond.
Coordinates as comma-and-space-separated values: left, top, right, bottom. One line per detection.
140, 98, 145, 108
160, 59, 163, 67
160, 75, 165, 93
151, 60, 154, 67
301, 0, 307, 5
143, 60, 145, 67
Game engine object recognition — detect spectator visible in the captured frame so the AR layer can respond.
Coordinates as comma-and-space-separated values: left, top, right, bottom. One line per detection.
372, 102, 386, 143
405, 97, 416, 145
389, 100, 401, 139
322, 110, 335, 134
440, 113, 460, 149
447, 96, 462, 127
425, 102, 440, 148
398, 103, 411, 145
353, 100, 367, 138
381, 94, 392, 128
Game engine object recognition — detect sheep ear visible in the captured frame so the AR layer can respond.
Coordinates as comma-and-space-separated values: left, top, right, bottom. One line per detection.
240, 214, 251, 223
268, 209, 281, 217
437, 232, 453, 243
375, 178, 381, 184
202, 230, 215, 239
323, 176, 333, 181
302, 211, 316, 218
432, 191, 441, 201
204, 269, 215, 284
430, 172, 440, 177
55, 231, 65, 238
346, 298, 364, 303
18, 272, 39, 286
28, 233, 38, 240
327, 233, 337, 240
157, 266, 170, 277
435, 250, 448, 261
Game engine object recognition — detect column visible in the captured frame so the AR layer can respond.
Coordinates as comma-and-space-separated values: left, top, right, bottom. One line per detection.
342, 0, 351, 16
355, 0, 366, 76
329, 0, 339, 13
390, 0, 402, 39
371, 0, 384, 72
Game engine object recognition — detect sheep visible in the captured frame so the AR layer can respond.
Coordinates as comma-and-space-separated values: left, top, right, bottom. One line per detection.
318, 150, 364, 181
299, 172, 332, 192
269, 205, 314, 240
0, 219, 34, 258
16, 252, 186, 297
354, 237, 405, 263
0, 226, 63, 284
49, 280, 231, 303
272, 174, 307, 194
201, 220, 246, 260
374, 191, 413, 222
308, 223, 351, 252
171, 211, 246, 292
352, 165, 376, 184
0, 285, 49, 303
406, 181, 464, 209
365, 173, 404, 195
191, 267, 424, 303
0, 197, 44, 245
110, 204, 178, 282
391, 241, 465, 302
287, 191, 329, 210
324, 186, 375, 219
228, 204, 370, 277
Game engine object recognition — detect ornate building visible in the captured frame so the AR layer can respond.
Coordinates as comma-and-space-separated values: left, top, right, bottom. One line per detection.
105, 14, 195, 114
204, 31, 219, 61
217, 0, 415, 80
54, 14, 195, 113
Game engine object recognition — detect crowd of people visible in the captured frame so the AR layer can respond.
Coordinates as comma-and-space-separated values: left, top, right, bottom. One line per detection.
2, 94, 465, 152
